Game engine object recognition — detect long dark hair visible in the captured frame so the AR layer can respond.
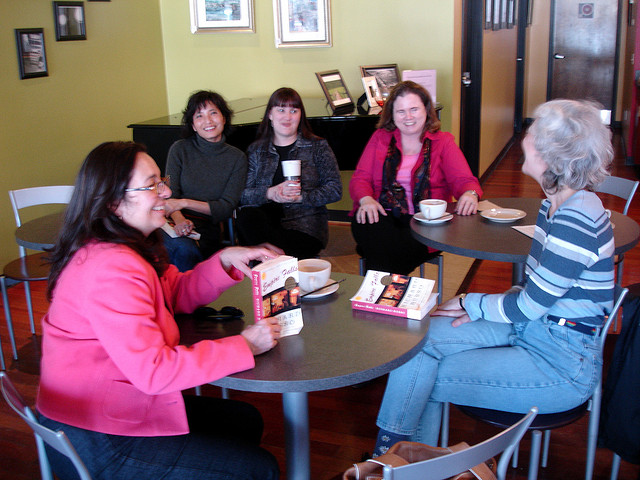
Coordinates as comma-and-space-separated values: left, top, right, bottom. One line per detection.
181, 90, 234, 139
253, 87, 319, 146
47, 141, 169, 300
377, 81, 440, 135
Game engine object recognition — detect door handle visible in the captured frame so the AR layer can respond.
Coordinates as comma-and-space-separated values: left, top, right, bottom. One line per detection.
462, 72, 472, 87
554, 53, 566, 59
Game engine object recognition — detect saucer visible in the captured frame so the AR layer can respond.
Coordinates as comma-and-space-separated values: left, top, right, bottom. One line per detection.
301, 279, 340, 299
414, 212, 454, 225
480, 208, 526, 223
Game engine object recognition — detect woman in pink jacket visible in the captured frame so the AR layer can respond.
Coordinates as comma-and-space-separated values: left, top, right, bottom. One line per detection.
37, 141, 281, 479
350, 81, 482, 274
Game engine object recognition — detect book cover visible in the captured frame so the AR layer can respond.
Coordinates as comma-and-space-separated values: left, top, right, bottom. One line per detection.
251, 255, 303, 337
350, 270, 438, 320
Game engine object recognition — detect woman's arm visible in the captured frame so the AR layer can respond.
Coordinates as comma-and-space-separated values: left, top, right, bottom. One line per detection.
240, 145, 271, 206
299, 139, 342, 207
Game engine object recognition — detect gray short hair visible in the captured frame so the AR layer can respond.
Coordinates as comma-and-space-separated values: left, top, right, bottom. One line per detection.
529, 99, 613, 193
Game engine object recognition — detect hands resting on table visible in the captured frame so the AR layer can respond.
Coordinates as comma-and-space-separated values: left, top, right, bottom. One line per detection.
355, 192, 478, 224
218, 244, 286, 356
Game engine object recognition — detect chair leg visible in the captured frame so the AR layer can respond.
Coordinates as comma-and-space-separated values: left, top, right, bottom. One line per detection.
440, 402, 449, 447
528, 430, 542, 480
1, 276, 19, 360
359, 257, 366, 276
221, 387, 230, 399
585, 383, 603, 480
24, 282, 36, 335
194, 385, 201, 396
614, 259, 624, 331
541, 430, 551, 467
610, 453, 621, 480
436, 254, 444, 304
512, 442, 519, 468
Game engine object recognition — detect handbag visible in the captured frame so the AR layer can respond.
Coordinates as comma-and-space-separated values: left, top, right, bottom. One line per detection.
343, 441, 497, 480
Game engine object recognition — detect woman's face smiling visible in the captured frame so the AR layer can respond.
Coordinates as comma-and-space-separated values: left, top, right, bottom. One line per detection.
192, 101, 225, 143
393, 93, 427, 138
115, 153, 171, 237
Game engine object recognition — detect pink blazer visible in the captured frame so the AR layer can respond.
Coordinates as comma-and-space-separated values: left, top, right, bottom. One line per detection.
349, 128, 482, 214
36, 242, 255, 436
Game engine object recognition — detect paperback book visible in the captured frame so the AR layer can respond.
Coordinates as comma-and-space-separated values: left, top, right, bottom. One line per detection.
350, 270, 438, 320
251, 255, 303, 337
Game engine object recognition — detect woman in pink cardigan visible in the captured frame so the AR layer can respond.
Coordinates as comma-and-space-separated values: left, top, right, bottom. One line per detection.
350, 81, 482, 274
37, 141, 281, 479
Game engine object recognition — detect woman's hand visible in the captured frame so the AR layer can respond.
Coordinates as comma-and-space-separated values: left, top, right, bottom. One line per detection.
267, 181, 302, 204
455, 191, 479, 216
219, 246, 281, 277
356, 196, 387, 224
241, 317, 281, 355
173, 219, 194, 237
432, 296, 472, 328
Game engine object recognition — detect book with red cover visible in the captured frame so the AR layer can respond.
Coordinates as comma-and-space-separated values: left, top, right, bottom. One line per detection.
350, 270, 438, 320
251, 255, 303, 336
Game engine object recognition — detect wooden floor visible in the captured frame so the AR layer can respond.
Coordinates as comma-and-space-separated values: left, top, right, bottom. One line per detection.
2, 131, 640, 480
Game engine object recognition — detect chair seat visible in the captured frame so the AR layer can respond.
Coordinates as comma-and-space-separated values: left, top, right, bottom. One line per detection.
456, 402, 589, 431
3, 252, 50, 282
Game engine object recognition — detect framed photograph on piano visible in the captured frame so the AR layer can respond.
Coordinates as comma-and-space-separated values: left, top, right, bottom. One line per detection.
315, 70, 354, 113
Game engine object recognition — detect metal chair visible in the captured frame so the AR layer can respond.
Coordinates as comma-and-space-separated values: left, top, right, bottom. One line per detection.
379, 407, 538, 480
440, 286, 629, 480
0, 371, 92, 480
1, 186, 73, 360
358, 250, 444, 305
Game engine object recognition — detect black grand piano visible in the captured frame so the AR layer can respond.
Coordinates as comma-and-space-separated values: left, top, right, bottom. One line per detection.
128, 97, 381, 175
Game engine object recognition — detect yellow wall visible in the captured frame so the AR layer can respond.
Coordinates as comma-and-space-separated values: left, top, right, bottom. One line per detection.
479, 27, 518, 175
159, 0, 457, 133
1, 0, 168, 268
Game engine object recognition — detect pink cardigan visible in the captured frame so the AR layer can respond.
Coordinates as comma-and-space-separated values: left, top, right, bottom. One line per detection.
37, 242, 255, 437
349, 129, 482, 214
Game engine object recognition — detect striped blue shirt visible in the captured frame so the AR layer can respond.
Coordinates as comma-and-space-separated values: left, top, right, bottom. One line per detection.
465, 191, 614, 327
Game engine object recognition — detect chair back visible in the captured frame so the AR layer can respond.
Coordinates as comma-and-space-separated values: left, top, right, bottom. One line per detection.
0, 372, 92, 480
595, 176, 639, 215
383, 407, 538, 480
596, 286, 629, 351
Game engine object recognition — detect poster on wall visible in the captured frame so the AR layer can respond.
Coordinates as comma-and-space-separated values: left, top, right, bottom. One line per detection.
189, 0, 255, 33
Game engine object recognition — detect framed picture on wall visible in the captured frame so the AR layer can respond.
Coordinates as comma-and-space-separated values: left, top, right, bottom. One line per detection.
492, 0, 501, 30
14, 28, 48, 79
485, 0, 493, 29
53, 2, 86, 41
359, 64, 401, 96
507, 0, 516, 28
189, 0, 255, 33
273, 0, 331, 48
315, 70, 354, 112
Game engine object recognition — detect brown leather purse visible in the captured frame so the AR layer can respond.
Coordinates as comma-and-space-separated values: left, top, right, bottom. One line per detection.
343, 441, 497, 480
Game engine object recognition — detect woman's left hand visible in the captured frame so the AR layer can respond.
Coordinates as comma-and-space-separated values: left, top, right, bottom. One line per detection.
455, 191, 478, 216
219, 246, 282, 277
432, 296, 472, 327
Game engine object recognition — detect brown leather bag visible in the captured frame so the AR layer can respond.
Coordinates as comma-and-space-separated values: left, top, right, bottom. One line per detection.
343, 441, 497, 480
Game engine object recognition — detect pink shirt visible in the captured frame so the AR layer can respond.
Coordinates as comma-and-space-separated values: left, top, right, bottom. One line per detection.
349, 128, 482, 215
37, 242, 254, 436
397, 153, 420, 214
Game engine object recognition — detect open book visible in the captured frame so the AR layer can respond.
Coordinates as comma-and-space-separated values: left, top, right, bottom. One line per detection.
350, 270, 438, 320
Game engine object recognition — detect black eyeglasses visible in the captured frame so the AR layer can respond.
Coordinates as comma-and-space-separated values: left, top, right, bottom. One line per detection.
194, 306, 244, 321
125, 176, 170, 196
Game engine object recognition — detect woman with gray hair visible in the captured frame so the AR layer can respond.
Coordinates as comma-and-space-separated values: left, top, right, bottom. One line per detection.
372, 99, 615, 456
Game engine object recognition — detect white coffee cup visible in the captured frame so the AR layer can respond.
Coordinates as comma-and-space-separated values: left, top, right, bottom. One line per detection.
281, 160, 301, 183
298, 258, 331, 293
419, 199, 447, 219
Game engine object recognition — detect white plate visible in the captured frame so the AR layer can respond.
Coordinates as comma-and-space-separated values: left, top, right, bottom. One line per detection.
301, 279, 340, 299
414, 212, 454, 225
480, 208, 526, 223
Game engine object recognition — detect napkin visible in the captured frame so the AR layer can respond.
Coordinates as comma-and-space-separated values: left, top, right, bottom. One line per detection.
512, 225, 535, 238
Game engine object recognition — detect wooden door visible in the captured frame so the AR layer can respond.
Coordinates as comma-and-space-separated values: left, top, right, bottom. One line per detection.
548, 0, 619, 121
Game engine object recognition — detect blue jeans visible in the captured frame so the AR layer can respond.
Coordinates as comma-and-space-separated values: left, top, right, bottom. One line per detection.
161, 230, 203, 272
377, 316, 601, 445
38, 395, 279, 480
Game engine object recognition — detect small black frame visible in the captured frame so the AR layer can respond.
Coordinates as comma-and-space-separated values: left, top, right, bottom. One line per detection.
54, 1, 87, 41
315, 70, 354, 113
15, 28, 49, 80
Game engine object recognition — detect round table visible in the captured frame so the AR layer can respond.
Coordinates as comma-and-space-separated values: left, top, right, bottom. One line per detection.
178, 273, 430, 480
411, 197, 640, 284
14, 212, 65, 251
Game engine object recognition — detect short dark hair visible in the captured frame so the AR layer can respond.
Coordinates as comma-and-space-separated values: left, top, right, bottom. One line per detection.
47, 141, 169, 299
377, 81, 440, 135
254, 87, 319, 145
181, 90, 234, 139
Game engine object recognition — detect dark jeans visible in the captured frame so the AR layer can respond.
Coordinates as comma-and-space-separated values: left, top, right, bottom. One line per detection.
351, 213, 438, 275
236, 205, 323, 259
38, 395, 279, 480
161, 230, 203, 272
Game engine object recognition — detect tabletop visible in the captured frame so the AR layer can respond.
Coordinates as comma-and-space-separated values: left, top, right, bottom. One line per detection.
411, 197, 640, 263
178, 273, 430, 393
14, 211, 65, 251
